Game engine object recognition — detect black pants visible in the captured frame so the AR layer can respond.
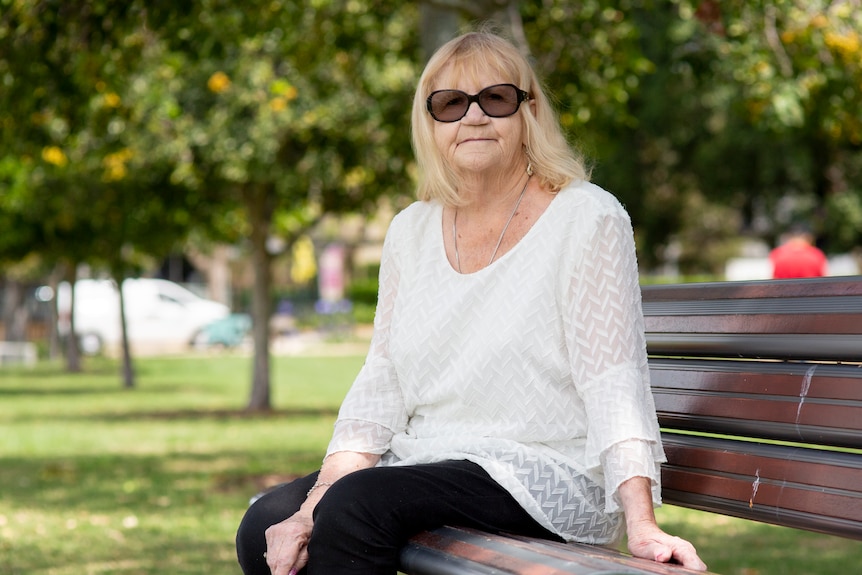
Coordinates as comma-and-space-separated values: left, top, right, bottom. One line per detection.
236, 459, 562, 575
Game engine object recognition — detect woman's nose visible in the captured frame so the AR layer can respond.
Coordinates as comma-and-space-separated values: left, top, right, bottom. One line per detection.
461, 101, 488, 123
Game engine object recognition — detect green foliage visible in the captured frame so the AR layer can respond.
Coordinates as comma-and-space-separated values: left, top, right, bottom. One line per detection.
3, 0, 861, 282
688, 0, 862, 254
121, 0, 419, 212
346, 276, 380, 306
350, 301, 377, 325
518, 0, 862, 270
0, 0, 420, 274
0, 0, 199, 277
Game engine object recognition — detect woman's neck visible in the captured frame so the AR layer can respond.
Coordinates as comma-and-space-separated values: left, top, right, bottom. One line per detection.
455, 166, 530, 213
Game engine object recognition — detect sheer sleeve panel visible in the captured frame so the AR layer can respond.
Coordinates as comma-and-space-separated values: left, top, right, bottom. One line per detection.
326, 216, 409, 458
601, 439, 662, 513
563, 195, 665, 510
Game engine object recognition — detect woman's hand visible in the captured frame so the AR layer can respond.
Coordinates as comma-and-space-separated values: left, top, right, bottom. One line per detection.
617, 476, 707, 571
626, 519, 707, 571
261, 452, 381, 574
264, 511, 314, 575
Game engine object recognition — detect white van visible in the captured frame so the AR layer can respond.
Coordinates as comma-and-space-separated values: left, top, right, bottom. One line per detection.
57, 278, 230, 356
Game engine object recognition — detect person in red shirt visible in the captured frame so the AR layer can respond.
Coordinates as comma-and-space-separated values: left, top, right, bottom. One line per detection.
769, 226, 828, 279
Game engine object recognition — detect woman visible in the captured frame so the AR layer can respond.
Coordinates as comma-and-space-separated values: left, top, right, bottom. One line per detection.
236, 31, 707, 575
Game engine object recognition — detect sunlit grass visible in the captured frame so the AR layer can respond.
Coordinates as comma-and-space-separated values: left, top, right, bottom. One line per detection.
1, 354, 860, 574
1, 354, 362, 575
655, 505, 862, 574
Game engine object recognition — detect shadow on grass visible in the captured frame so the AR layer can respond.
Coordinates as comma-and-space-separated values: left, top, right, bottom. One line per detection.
3, 516, 248, 575
0, 385, 132, 397
0, 450, 319, 574
3, 407, 340, 425
0, 361, 124, 378
90, 407, 340, 421
0, 449, 317, 513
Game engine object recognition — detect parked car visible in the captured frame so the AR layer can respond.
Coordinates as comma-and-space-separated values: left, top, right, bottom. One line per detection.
192, 313, 252, 349
57, 278, 230, 356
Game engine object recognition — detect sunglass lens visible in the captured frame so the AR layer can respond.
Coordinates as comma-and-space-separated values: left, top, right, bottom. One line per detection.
479, 85, 518, 117
430, 91, 468, 122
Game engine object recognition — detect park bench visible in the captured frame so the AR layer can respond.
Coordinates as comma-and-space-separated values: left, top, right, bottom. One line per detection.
400, 277, 862, 575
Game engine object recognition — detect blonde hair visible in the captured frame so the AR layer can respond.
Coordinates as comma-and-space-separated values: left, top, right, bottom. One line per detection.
411, 31, 589, 206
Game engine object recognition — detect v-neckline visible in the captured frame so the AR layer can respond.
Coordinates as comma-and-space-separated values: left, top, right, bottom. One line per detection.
437, 187, 564, 276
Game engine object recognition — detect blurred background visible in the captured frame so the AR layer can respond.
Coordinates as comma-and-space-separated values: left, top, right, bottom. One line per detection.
2, 0, 861, 400
3, 3, 862, 574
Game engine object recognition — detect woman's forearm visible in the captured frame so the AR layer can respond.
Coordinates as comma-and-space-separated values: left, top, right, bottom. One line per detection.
617, 476, 707, 569
299, 451, 381, 512
617, 475, 657, 531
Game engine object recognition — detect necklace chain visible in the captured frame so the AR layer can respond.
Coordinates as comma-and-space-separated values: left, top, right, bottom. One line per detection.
452, 175, 531, 273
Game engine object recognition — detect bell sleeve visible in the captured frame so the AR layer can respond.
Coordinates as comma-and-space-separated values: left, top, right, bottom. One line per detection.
325, 216, 409, 457
564, 197, 665, 513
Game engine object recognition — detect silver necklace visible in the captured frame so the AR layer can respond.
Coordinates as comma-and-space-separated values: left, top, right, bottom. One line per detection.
452, 175, 531, 273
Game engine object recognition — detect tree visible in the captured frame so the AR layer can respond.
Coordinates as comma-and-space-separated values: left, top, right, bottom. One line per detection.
0, 1, 213, 382
119, 0, 420, 408
520, 0, 862, 273
695, 0, 862, 252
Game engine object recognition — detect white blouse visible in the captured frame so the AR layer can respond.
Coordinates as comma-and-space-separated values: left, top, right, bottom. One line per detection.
325, 180, 666, 544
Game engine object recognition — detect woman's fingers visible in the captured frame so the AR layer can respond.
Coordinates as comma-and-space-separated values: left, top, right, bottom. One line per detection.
264, 517, 313, 575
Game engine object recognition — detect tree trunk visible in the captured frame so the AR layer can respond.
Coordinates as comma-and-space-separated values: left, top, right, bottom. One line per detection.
63, 264, 81, 373
116, 276, 135, 389
245, 184, 275, 411
419, 2, 461, 60
1, 279, 28, 342
46, 266, 63, 360
420, 1, 528, 56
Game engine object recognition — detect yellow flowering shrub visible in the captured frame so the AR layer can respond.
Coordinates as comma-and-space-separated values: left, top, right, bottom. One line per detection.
41, 146, 68, 167
207, 71, 231, 93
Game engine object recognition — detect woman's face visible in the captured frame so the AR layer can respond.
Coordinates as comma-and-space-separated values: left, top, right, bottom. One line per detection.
430, 68, 527, 179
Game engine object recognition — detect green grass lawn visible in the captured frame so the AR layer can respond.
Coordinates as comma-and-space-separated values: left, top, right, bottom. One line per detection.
1, 353, 860, 574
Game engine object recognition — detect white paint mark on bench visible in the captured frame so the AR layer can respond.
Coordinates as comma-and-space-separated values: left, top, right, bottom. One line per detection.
796, 365, 816, 426
749, 468, 761, 508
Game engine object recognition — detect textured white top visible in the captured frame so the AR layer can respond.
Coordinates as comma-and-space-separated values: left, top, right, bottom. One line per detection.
326, 180, 666, 544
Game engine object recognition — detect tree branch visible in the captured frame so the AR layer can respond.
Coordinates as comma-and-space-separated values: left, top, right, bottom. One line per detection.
764, 2, 793, 77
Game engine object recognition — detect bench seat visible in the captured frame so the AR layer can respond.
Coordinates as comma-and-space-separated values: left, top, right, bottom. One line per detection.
402, 526, 705, 575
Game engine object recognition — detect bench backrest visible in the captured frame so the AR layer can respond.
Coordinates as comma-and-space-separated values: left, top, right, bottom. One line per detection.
642, 277, 862, 540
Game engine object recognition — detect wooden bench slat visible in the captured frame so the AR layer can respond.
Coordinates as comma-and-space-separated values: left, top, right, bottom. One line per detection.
643, 296, 862, 316
651, 359, 862, 447
646, 333, 862, 361
641, 277, 862, 302
401, 527, 709, 575
657, 413, 862, 449
643, 278, 862, 361
655, 392, 862, 428
661, 489, 862, 542
656, 395, 862, 420
645, 313, 862, 335
655, 394, 862, 445
662, 434, 862, 492
650, 359, 862, 400
663, 468, 862, 523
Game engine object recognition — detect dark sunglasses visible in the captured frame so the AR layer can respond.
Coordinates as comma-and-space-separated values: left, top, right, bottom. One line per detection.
426, 83, 532, 123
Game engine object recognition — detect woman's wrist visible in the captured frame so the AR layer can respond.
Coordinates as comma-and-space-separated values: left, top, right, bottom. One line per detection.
306, 480, 334, 497
617, 476, 658, 530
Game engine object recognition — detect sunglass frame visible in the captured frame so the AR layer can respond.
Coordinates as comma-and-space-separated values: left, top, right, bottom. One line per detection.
426, 83, 531, 123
